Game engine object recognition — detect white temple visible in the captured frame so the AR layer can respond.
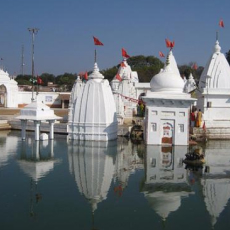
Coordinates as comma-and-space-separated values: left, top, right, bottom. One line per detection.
197, 40, 230, 134
184, 73, 196, 93
143, 51, 196, 145
111, 59, 138, 122
0, 69, 18, 108
68, 76, 84, 123
68, 63, 117, 141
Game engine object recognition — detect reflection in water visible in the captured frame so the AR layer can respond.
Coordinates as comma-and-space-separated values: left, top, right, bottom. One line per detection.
201, 141, 230, 227
0, 130, 18, 168
68, 141, 117, 213
141, 145, 193, 221
114, 138, 144, 193
17, 139, 56, 217
18, 140, 55, 182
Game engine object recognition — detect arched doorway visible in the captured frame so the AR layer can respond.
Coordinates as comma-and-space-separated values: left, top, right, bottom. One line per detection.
0, 85, 7, 107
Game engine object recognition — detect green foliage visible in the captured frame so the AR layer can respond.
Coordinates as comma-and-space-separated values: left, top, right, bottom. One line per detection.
128, 55, 164, 82
101, 66, 118, 82
15, 75, 32, 85
55, 73, 77, 91
178, 64, 204, 81
40, 73, 55, 86
226, 50, 230, 65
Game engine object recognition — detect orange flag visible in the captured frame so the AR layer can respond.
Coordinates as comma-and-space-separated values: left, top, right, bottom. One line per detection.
93, 36, 104, 45
159, 51, 165, 58
219, 19, 224, 28
165, 39, 175, 49
122, 48, 130, 58
192, 63, 198, 70
116, 74, 122, 81
84, 71, 88, 80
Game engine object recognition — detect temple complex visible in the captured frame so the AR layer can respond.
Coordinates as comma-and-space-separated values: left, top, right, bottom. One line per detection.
143, 51, 195, 145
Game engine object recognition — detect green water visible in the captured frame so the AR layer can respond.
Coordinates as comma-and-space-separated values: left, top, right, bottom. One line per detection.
0, 131, 230, 230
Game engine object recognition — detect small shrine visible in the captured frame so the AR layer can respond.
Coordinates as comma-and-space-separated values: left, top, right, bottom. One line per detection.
17, 101, 61, 141
197, 40, 230, 137
68, 63, 117, 141
143, 50, 195, 145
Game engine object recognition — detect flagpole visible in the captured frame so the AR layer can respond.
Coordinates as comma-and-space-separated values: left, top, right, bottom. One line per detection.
216, 31, 219, 41
94, 48, 97, 63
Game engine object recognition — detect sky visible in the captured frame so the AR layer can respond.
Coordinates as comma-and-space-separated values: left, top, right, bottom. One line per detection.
0, 0, 229, 76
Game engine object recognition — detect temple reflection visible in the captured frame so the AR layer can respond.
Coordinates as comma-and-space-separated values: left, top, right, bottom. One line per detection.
141, 145, 193, 221
18, 139, 55, 182
201, 141, 230, 227
0, 131, 18, 168
68, 140, 117, 213
114, 138, 144, 193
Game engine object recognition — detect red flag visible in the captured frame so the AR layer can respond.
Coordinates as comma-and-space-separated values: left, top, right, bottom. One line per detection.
159, 51, 165, 58
192, 63, 198, 70
165, 39, 175, 49
37, 76, 43, 85
120, 62, 126, 67
84, 71, 88, 80
219, 19, 224, 28
202, 121, 206, 131
122, 48, 130, 58
116, 74, 122, 81
93, 36, 104, 46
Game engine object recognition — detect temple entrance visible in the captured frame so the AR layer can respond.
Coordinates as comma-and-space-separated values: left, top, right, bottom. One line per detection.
161, 120, 174, 145
0, 85, 7, 107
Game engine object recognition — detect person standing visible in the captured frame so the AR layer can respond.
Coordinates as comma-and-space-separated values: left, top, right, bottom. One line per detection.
196, 109, 202, 127
190, 111, 195, 127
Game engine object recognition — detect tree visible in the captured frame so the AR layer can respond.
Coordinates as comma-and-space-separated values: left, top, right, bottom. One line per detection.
55, 73, 77, 91
15, 74, 32, 85
39, 73, 55, 86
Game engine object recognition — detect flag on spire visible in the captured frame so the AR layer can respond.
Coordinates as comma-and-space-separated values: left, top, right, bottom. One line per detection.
159, 51, 165, 58
165, 39, 175, 49
116, 74, 122, 81
219, 19, 224, 28
93, 36, 104, 46
122, 48, 130, 58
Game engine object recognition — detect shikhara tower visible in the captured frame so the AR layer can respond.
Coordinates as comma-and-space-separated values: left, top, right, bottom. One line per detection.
68, 63, 117, 141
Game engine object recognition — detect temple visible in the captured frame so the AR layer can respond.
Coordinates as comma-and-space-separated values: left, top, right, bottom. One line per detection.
68, 63, 117, 141
197, 40, 230, 137
143, 51, 195, 145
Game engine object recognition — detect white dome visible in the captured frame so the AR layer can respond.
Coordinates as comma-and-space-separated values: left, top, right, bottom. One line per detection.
150, 51, 184, 93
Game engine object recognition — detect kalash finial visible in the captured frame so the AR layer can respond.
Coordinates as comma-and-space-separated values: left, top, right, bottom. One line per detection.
214, 32, 221, 54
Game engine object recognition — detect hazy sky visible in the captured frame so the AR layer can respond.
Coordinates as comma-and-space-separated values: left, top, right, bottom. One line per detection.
0, 0, 229, 76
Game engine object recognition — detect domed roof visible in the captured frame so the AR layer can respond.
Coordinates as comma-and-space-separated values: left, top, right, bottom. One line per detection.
150, 51, 184, 93
199, 40, 230, 89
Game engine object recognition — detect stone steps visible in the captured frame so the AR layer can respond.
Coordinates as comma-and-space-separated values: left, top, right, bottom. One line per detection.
0, 120, 11, 130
